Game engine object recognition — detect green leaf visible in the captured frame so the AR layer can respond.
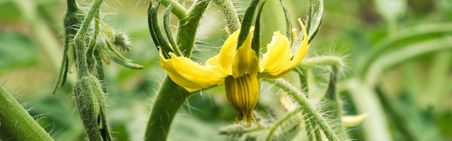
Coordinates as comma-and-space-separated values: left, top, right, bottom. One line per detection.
0, 32, 38, 72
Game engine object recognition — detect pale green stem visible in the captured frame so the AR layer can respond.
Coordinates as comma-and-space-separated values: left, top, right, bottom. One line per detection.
73, 0, 103, 78
264, 107, 303, 141
264, 78, 339, 141
145, 2, 210, 140
160, 0, 188, 19
144, 78, 190, 141
299, 56, 345, 69
358, 23, 452, 77
425, 52, 451, 101
12, 0, 60, 69
365, 36, 452, 87
13, 0, 76, 85
305, 118, 316, 141
219, 125, 269, 135
0, 87, 53, 141
213, 0, 240, 31
351, 37, 452, 141
346, 79, 391, 141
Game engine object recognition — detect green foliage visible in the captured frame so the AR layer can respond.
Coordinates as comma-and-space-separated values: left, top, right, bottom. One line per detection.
0, 0, 451, 141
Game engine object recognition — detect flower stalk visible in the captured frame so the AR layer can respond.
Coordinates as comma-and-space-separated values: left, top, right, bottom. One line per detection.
264, 78, 339, 141
144, 0, 211, 141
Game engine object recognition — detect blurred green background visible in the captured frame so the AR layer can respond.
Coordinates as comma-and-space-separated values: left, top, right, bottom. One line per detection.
0, 0, 451, 141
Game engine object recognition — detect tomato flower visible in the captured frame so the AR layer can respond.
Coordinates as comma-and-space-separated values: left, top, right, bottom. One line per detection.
159, 19, 309, 123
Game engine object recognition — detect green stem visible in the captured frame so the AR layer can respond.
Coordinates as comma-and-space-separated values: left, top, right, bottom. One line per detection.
365, 36, 452, 87
0, 87, 53, 141
264, 108, 303, 141
299, 56, 344, 70
160, 0, 188, 19
73, 0, 103, 78
213, 0, 240, 31
219, 125, 269, 135
264, 78, 339, 141
176, 0, 211, 56
311, 119, 323, 141
322, 66, 348, 140
305, 118, 316, 141
144, 78, 190, 141
144, 1, 210, 141
12, 0, 61, 69
375, 86, 417, 141
346, 79, 391, 141
358, 23, 452, 77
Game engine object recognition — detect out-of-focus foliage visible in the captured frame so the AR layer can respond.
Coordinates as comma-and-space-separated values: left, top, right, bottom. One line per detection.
0, 0, 451, 141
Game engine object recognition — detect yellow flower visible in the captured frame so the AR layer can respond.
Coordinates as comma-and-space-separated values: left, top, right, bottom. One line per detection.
159, 19, 309, 123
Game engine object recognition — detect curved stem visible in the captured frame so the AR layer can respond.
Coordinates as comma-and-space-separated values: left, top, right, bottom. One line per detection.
264, 108, 303, 141
365, 36, 452, 87
264, 78, 339, 141
159, 0, 188, 19
213, 0, 240, 31
176, 0, 211, 56
299, 56, 345, 70
73, 0, 103, 78
0, 87, 53, 141
144, 78, 190, 141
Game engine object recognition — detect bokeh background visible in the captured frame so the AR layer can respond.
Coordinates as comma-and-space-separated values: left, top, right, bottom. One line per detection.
0, 0, 451, 140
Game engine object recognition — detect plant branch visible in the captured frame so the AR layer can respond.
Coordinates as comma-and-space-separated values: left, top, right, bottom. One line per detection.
264, 78, 339, 141
159, 0, 188, 19
0, 87, 53, 141
213, 0, 240, 31
144, 78, 190, 141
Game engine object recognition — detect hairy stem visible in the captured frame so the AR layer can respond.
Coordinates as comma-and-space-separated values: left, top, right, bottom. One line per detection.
176, 0, 211, 56
73, 0, 104, 78
264, 78, 339, 141
264, 108, 303, 141
144, 1, 210, 141
299, 56, 344, 70
213, 0, 240, 31
144, 78, 190, 141
159, 0, 188, 19
0, 87, 53, 141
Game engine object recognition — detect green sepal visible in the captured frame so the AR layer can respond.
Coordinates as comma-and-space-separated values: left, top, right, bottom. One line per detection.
74, 75, 112, 141
251, 1, 265, 56
148, 1, 173, 58
53, 0, 86, 94
163, 6, 182, 56
237, 0, 260, 48
278, 0, 293, 42
101, 40, 143, 69
305, 0, 324, 42
113, 32, 132, 52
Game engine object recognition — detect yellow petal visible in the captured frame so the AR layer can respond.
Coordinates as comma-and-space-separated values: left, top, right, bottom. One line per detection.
260, 19, 309, 77
231, 28, 259, 77
291, 19, 309, 64
216, 30, 240, 75
260, 31, 291, 76
159, 52, 226, 92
